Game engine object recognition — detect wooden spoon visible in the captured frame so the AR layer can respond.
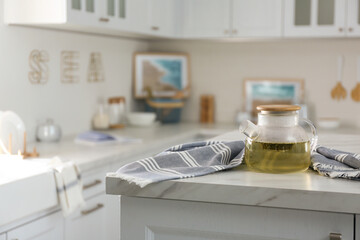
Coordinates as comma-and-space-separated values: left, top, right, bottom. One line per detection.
331, 56, 347, 100
351, 57, 360, 102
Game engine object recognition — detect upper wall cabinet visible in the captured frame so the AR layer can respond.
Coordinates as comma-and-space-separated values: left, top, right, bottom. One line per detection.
4, 0, 174, 38
232, 0, 282, 38
148, 0, 176, 37
6, 0, 360, 40
182, 0, 232, 38
181, 0, 282, 39
347, 0, 360, 36
284, 0, 346, 37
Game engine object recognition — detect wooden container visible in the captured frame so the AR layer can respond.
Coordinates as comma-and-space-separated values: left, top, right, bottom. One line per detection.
200, 95, 214, 123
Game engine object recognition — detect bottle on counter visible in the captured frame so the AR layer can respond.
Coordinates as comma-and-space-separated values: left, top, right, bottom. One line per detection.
92, 101, 110, 130
108, 97, 126, 128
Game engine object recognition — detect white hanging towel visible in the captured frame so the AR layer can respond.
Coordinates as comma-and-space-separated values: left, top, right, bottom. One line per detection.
49, 157, 85, 217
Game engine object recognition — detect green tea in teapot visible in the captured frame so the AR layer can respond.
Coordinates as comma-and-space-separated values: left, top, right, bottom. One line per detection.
244, 140, 311, 173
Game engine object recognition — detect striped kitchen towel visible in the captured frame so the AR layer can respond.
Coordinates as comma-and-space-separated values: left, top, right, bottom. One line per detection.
112, 140, 360, 188
113, 140, 245, 187
48, 157, 85, 217
311, 146, 360, 179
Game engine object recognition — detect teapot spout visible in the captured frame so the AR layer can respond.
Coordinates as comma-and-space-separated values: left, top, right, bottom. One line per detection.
239, 120, 259, 139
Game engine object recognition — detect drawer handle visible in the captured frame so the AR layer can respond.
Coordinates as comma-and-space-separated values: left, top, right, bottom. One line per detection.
151, 26, 159, 31
99, 17, 110, 22
81, 203, 104, 215
329, 233, 342, 240
83, 179, 102, 190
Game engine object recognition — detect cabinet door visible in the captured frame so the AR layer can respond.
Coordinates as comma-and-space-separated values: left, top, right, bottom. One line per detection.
0, 233, 5, 240
182, 0, 231, 38
65, 193, 117, 240
232, 0, 282, 38
105, 195, 121, 240
125, 0, 150, 33
347, 0, 360, 36
65, 194, 106, 240
148, 0, 176, 37
7, 212, 63, 240
121, 196, 353, 240
67, 0, 100, 26
96, 0, 127, 29
284, 0, 346, 37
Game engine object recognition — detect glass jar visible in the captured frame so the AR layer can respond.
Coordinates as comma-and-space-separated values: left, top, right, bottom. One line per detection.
108, 97, 126, 128
239, 105, 317, 174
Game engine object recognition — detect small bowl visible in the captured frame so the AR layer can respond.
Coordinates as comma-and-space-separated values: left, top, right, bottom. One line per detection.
126, 112, 156, 127
317, 118, 340, 129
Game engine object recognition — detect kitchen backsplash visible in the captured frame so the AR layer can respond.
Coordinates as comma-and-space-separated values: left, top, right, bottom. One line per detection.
150, 39, 360, 127
0, 2, 148, 140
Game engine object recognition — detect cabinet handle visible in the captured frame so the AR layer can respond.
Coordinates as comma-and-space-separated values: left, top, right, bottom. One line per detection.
151, 26, 159, 31
99, 17, 110, 22
349, 27, 354, 32
224, 29, 229, 34
232, 29, 237, 34
339, 27, 343, 32
329, 233, 342, 240
81, 203, 104, 215
83, 179, 102, 190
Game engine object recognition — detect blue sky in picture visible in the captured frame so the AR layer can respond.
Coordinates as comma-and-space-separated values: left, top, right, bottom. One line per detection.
155, 59, 182, 89
252, 84, 296, 100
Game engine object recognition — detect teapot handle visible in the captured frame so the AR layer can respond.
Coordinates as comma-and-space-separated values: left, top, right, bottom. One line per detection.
300, 118, 318, 152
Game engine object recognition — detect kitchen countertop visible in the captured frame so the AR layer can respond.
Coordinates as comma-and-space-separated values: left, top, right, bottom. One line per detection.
106, 130, 360, 214
0, 123, 234, 229
34, 123, 234, 172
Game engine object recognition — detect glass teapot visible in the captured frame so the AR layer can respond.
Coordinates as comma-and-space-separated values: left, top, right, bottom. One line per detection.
239, 105, 317, 173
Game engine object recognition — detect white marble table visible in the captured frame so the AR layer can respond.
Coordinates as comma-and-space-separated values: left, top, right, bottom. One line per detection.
106, 130, 360, 214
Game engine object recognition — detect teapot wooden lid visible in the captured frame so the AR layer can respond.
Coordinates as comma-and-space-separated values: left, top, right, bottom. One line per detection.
256, 105, 301, 112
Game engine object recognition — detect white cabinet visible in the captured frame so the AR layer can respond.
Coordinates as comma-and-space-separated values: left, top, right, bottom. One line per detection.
148, 0, 176, 37
0, 233, 6, 240
121, 196, 353, 240
67, 0, 99, 26
182, 0, 282, 39
65, 194, 116, 240
182, 0, 232, 38
105, 195, 121, 240
284, 0, 346, 37
232, 0, 282, 38
7, 212, 63, 240
346, 0, 360, 36
65, 165, 118, 240
4, 0, 154, 37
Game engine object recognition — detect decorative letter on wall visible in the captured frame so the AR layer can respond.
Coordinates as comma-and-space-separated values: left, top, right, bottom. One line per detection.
61, 51, 80, 83
87, 52, 105, 83
28, 50, 49, 84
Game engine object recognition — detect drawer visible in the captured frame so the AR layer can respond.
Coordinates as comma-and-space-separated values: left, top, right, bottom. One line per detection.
82, 167, 109, 199
65, 194, 107, 240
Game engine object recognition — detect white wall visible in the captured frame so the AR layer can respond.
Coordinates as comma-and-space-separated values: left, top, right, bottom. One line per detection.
0, 1, 149, 140
149, 39, 358, 126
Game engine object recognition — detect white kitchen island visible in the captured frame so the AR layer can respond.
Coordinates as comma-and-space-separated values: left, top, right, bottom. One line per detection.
106, 131, 360, 240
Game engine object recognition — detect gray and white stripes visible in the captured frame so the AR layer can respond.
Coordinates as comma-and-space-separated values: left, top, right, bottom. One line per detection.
113, 140, 360, 188
312, 146, 360, 179
114, 140, 244, 188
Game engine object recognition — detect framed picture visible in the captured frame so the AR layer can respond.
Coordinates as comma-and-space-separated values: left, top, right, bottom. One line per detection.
243, 78, 304, 117
133, 52, 191, 99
